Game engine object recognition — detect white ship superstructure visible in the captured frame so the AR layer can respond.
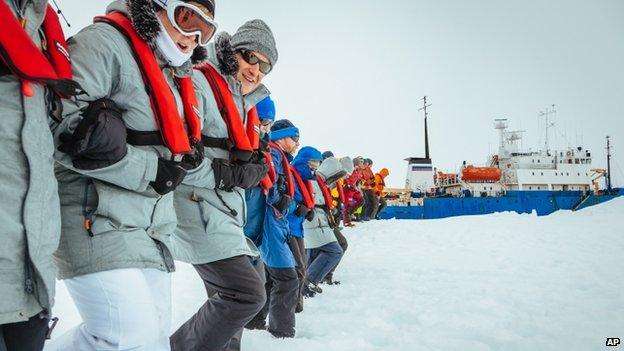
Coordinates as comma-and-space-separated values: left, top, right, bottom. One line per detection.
493, 119, 592, 192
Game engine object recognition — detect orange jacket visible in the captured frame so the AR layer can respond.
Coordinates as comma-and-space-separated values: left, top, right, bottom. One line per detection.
373, 168, 389, 196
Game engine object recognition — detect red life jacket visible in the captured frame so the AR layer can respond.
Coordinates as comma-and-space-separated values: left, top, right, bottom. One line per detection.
0, 3, 82, 97
258, 151, 276, 193
289, 165, 315, 209
197, 64, 260, 162
95, 12, 201, 155
316, 175, 335, 210
268, 142, 295, 198
337, 180, 346, 205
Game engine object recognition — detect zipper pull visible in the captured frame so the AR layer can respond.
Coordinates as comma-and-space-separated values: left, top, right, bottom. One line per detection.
19, 17, 27, 28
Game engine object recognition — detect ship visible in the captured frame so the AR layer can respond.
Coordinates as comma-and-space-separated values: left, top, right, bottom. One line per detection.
378, 98, 622, 220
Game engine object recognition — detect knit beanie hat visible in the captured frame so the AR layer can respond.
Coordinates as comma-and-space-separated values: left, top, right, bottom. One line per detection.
230, 19, 278, 67
322, 151, 334, 160
270, 119, 299, 141
256, 96, 275, 122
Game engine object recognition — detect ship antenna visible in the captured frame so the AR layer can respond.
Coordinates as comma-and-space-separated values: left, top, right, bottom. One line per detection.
418, 96, 432, 160
538, 104, 556, 155
606, 135, 612, 192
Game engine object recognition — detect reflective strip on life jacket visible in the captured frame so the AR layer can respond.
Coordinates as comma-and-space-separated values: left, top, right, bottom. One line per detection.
289, 165, 315, 209
95, 12, 201, 155
197, 65, 260, 162
0, 3, 82, 97
316, 174, 335, 210
268, 142, 295, 198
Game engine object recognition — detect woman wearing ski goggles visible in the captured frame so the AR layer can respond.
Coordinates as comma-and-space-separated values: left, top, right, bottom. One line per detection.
166, 0, 218, 46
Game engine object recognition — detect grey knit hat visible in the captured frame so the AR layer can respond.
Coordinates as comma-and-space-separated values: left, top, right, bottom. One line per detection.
230, 19, 278, 67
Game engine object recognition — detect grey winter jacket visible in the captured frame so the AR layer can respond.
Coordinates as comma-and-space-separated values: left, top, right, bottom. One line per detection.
171, 42, 269, 264
0, 0, 61, 324
51, 1, 213, 279
303, 158, 344, 250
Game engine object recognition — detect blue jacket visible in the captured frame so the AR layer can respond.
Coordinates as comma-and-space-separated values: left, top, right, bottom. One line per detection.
287, 147, 322, 238
258, 145, 296, 268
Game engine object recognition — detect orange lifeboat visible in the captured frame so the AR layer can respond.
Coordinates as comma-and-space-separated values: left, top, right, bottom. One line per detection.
461, 165, 501, 182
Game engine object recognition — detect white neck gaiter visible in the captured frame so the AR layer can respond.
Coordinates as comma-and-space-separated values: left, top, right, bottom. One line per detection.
154, 17, 192, 67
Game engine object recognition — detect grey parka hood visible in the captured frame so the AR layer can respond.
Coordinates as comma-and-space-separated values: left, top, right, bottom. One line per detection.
318, 157, 348, 187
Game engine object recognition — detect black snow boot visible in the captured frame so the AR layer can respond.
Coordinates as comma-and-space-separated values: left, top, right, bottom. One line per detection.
269, 329, 295, 339
321, 275, 341, 285
244, 318, 267, 330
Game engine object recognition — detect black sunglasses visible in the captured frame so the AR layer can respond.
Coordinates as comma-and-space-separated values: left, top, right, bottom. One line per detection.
290, 136, 300, 143
239, 50, 272, 74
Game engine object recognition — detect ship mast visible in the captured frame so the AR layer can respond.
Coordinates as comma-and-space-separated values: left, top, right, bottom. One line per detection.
606, 135, 612, 191
538, 104, 556, 155
418, 96, 432, 159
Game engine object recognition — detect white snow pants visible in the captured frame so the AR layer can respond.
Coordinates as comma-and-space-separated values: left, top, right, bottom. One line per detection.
46, 268, 171, 351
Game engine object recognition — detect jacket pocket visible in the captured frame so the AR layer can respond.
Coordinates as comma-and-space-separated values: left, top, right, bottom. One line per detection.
89, 180, 157, 235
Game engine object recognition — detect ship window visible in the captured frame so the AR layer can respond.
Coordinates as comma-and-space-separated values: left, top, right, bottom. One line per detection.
577, 173, 580, 176
529, 186, 532, 190
560, 160, 562, 163
567, 172, 569, 176
537, 159, 541, 163
532, 159, 535, 163
541, 172, 543, 175
555, 172, 558, 175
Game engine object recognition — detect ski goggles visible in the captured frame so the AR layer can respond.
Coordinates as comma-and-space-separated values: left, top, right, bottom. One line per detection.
166, 1, 218, 46
240, 49, 272, 74
308, 159, 321, 171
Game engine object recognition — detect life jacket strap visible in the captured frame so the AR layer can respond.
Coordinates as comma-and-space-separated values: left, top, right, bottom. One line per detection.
126, 130, 163, 146
201, 136, 233, 151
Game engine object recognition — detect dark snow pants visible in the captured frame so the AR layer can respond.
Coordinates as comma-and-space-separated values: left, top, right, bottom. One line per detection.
0, 314, 48, 351
170, 255, 266, 351
248, 266, 299, 337
325, 228, 348, 282
287, 236, 307, 311
363, 189, 378, 219
306, 241, 344, 285
375, 197, 387, 219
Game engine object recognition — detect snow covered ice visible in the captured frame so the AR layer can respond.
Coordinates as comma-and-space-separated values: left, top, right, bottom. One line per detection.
51, 198, 624, 350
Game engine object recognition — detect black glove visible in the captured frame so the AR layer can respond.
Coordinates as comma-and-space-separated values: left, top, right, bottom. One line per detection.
150, 159, 190, 195
212, 158, 269, 191
181, 140, 205, 169
305, 208, 315, 222
294, 203, 310, 217
274, 194, 291, 213
58, 98, 127, 170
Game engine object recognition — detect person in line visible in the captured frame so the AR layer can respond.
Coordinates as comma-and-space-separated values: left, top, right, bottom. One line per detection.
303, 157, 346, 296
322, 156, 354, 285
1, 0, 83, 349
243, 95, 276, 250
47, 0, 217, 349
372, 168, 390, 219
171, 19, 279, 351
287, 146, 323, 312
247, 119, 301, 338
360, 158, 377, 221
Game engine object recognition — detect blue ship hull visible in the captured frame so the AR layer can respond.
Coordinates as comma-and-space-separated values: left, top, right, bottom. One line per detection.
378, 189, 624, 220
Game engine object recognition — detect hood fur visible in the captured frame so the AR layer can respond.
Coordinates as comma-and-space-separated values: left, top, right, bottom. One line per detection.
124, 0, 207, 64
214, 32, 239, 76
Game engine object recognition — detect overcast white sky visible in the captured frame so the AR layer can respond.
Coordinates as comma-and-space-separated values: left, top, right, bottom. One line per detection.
60, 0, 624, 188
